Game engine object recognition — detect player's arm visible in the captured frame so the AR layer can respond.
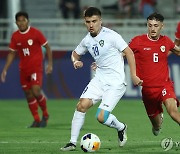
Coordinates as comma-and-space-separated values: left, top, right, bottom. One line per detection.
123, 46, 143, 86
44, 43, 53, 74
170, 45, 180, 56
169, 38, 180, 56
168, 51, 172, 56
174, 38, 180, 46
1, 50, 16, 82
71, 51, 83, 69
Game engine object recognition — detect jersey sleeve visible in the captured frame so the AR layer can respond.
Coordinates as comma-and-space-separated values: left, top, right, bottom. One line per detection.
129, 36, 138, 53
36, 29, 48, 46
111, 32, 128, 52
74, 37, 88, 55
175, 22, 180, 40
166, 36, 175, 50
9, 33, 17, 51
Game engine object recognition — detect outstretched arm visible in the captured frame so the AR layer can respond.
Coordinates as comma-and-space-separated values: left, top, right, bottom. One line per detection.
171, 45, 180, 56
123, 46, 143, 86
44, 43, 53, 74
1, 50, 16, 82
174, 38, 180, 46
71, 51, 83, 69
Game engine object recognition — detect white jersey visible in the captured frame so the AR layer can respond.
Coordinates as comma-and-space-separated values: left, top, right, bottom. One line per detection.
75, 27, 128, 86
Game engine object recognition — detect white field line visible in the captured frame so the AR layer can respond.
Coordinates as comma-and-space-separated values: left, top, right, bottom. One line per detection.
0, 140, 160, 144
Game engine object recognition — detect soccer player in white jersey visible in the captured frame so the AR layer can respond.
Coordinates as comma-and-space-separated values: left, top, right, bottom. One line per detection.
60, 7, 142, 151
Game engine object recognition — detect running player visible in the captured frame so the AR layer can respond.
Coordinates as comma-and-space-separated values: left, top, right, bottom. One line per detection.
1, 11, 53, 128
129, 12, 180, 136
60, 7, 142, 151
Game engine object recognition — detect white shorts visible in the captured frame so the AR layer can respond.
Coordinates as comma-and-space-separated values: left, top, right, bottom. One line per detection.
80, 77, 126, 112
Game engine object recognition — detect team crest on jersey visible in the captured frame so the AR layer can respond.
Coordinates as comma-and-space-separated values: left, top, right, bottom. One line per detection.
160, 46, 165, 52
99, 40, 104, 47
28, 39, 33, 46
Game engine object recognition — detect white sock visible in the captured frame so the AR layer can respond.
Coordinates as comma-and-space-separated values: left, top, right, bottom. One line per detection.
70, 110, 86, 145
103, 114, 125, 131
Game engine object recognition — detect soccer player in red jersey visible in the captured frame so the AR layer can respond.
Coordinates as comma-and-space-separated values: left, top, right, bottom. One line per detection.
175, 22, 180, 46
0, 11, 53, 128
129, 12, 180, 136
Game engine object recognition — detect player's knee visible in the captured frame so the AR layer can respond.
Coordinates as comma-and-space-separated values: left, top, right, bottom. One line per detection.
77, 102, 84, 112
76, 100, 90, 113
31, 88, 41, 98
24, 89, 34, 99
96, 108, 110, 123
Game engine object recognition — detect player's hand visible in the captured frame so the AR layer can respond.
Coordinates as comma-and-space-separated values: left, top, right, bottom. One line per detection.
73, 61, 83, 69
131, 75, 143, 86
1, 70, 7, 83
91, 62, 97, 71
45, 64, 53, 74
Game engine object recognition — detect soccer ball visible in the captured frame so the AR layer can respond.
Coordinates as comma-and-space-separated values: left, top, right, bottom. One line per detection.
80, 133, 101, 152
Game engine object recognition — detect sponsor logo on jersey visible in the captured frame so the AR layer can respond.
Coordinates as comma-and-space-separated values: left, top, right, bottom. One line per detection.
143, 47, 151, 50
17, 43, 21, 46
99, 40, 104, 47
28, 39, 33, 46
160, 46, 165, 52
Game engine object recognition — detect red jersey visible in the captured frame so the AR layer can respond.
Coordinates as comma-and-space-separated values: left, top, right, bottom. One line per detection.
9, 26, 47, 72
175, 22, 180, 40
129, 34, 175, 87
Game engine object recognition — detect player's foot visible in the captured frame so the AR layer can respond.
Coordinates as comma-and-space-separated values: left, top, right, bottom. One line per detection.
28, 121, 40, 128
118, 124, 127, 147
152, 127, 161, 136
60, 142, 76, 151
152, 113, 163, 136
40, 115, 49, 127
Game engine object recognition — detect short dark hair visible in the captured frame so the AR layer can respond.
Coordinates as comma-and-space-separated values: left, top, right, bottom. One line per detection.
84, 7, 101, 17
15, 11, 29, 21
147, 12, 164, 22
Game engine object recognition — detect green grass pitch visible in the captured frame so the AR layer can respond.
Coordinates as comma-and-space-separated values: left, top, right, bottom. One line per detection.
0, 99, 179, 154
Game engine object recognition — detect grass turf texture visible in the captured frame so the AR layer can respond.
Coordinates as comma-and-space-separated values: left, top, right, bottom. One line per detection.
0, 99, 179, 154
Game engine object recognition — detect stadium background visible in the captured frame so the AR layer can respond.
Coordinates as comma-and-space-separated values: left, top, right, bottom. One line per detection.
0, 0, 180, 99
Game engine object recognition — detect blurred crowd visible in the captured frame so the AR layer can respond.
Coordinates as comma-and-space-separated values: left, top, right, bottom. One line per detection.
0, 0, 179, 19
58, 0, 179, 19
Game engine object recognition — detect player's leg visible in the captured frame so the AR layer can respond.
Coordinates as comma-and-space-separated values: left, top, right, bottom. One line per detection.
96, 108, 127, 146
96, 83, 127, 146
60, 98, 93, 151
71, 98, 93, 144
162, 81, 180, 124
20, 71, 40, 127
31, 85, 49, 127
162, 81, 180, 125
60, 78, 101, 151
24, 88, 41, 127
30, 71, 49, 127
164, 98, 180, 124
149, 113, 163, 136
142, 87, 163, 136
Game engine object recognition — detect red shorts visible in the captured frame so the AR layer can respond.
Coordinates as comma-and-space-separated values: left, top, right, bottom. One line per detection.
142, 81, 178, 118
20, 70, 43, 90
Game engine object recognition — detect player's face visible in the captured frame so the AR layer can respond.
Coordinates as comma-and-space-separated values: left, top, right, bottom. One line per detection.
16, 16, 29, 32
84, 15, 102, 37
147, 19, 163, 40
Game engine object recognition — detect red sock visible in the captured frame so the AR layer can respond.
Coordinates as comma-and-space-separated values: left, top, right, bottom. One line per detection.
28, 98, 40, 122
37, 94, 49, 117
